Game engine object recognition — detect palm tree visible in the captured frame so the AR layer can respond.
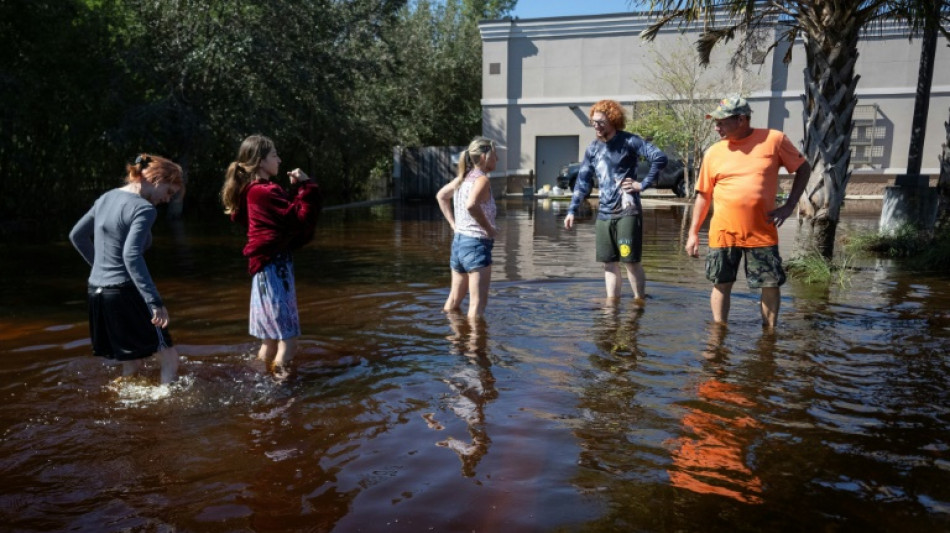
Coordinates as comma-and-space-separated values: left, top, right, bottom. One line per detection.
938, 107, 950, 231
640, 1, 950, 258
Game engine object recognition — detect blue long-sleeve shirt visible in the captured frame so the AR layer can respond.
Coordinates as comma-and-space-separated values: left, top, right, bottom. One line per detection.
567, 131, 668, 219
69, 188, 164, 308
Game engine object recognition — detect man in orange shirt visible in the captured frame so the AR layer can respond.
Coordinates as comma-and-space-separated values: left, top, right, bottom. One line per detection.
685, 97, 811, 328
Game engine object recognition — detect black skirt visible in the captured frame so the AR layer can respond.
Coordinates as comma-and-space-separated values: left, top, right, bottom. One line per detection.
87, 283, 173, 361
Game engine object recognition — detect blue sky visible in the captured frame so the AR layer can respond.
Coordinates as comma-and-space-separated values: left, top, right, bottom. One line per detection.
509, 0, 640, 20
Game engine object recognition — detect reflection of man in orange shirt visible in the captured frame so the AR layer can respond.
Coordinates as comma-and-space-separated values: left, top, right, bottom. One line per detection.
668, 379, 763, 504
685, 96, 811, 328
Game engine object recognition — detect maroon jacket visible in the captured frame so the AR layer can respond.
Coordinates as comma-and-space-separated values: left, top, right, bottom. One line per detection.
231, 179, 321, 275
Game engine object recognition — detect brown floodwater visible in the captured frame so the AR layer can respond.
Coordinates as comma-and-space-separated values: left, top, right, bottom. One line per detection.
1, 197, 948, 532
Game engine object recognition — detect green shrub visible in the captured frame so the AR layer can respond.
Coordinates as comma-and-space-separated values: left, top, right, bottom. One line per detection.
844, 224, 950, 273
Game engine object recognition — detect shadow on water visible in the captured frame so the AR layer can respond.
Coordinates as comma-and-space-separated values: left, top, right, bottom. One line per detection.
1, 198, 949, 531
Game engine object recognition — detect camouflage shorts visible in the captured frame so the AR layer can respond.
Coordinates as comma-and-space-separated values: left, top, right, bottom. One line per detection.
705, 245, 786, 288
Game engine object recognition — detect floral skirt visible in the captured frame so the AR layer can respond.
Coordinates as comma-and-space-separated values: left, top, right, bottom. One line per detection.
249, 254, 300, 340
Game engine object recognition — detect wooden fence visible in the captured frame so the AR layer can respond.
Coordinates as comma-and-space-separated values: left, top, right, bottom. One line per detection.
394, 146, 464, 200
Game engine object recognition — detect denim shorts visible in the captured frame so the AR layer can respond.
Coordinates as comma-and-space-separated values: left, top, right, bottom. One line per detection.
449, 233, 493, 273
705, 245, 786, 288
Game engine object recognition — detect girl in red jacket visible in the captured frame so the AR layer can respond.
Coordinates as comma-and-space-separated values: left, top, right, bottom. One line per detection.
221, 135, 321, 376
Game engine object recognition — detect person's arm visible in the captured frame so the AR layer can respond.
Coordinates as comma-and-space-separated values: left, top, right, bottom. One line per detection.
565, 151, 595, 230
286, 173, 322, 249
465, 175, 496, 238
285, 170, 322, 228
768, 161, 811, 227
247, 180, 321, 251
632, 138, 668, 192
685, 190, 711, 257
122, 205, 164, 310
69, 208, 96, 266
436, 179, 459, 232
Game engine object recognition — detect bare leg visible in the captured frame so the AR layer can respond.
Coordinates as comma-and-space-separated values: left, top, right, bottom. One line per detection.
122, 359, 144, 377
258, 339, 278, 362
444, 270, 468, 312
760, 287, 781, 329
622, 261, 646, 302
272, 338, 298, 368
157, 346, 179, 384
701, 322, 729, 361
710, 282, 734, 324
466, 266, 492, 318
603, 262, 622, 299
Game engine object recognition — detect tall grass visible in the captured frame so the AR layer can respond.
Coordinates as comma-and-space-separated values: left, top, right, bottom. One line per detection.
844, 223, 950, 273
785, 251, 854, 286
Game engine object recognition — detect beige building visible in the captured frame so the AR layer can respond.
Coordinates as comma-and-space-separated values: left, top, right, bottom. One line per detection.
479, 12, 950, 195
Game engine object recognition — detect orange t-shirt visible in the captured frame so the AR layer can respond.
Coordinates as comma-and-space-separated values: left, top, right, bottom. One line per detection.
697, 129, 805, 248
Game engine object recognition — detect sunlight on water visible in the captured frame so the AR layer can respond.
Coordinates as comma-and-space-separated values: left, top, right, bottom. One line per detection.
106, 375, 189, 406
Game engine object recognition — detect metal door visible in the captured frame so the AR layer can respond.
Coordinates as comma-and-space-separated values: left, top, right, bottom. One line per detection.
535, 136, 579, 190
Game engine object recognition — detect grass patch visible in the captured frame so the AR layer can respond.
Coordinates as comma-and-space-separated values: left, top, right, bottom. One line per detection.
786, 251, 854, 286
843, 223, 950, 273
843, 224, 930, 258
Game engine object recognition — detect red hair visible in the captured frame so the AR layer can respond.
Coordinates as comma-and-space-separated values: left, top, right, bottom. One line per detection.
589, 99, 626, 131
126, 154, 183, 189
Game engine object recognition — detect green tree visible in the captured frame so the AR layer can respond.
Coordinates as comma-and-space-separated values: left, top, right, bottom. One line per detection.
105, 0, 408, 203
627, 38, 755, 196
0, 0, 129, 222
0, 0, 506, 224
641, 0, 950, 258
358, 0, 515, 195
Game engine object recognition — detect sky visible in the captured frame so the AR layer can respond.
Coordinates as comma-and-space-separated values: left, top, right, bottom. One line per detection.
509, 0, 641, 20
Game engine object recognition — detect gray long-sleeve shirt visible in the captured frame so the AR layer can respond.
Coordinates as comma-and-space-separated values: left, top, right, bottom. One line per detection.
69, 188, 163, 308
568, 131, 668, 219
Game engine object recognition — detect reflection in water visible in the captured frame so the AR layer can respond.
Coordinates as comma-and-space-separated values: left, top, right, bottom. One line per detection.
2, 201, 950, 531
668, 326, 776, 505
431, 313, 497, 477
593, 303, 644, 359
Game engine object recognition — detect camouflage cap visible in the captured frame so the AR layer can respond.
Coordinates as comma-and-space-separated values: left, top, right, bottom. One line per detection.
706, 96, 753, 119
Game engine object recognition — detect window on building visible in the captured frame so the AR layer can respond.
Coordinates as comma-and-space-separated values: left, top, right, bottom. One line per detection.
850, 104, 883, 168
489, 63, 501, 75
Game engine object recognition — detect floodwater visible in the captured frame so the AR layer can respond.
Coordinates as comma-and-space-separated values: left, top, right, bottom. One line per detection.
1, 197, 948, 532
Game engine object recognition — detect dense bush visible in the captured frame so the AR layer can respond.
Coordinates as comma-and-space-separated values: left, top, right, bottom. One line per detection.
0, 0, 512, 226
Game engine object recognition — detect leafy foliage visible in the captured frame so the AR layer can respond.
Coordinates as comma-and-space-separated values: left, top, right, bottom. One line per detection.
0, 0, 511, 227
625, 38, 757, 195
844, 223, 950, 273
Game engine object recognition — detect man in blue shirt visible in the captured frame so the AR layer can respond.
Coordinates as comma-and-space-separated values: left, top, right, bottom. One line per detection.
564, 99, 668, 304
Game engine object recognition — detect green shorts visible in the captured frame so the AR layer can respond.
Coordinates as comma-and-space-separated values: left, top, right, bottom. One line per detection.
705, 245, 786, 288
595, 215, 642, 263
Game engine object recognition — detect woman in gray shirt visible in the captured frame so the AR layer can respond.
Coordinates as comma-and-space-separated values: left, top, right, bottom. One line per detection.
69, 154, 184, 384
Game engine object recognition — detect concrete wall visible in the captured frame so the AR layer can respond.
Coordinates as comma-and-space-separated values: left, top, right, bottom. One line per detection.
480, 12, 950, 194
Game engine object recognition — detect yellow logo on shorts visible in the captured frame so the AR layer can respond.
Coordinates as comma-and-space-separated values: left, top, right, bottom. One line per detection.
620, 244, 631, 257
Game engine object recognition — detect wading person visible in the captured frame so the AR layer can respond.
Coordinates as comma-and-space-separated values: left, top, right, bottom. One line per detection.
436, 137, 499, 318
69, 154, 184, 384
685, 96, 811, 329
221, 135, 321, 377
563, 99, 668, 304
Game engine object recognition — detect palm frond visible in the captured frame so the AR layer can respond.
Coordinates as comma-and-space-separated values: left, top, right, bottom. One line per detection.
641, 9, 694, 41
695, 26, 738, 65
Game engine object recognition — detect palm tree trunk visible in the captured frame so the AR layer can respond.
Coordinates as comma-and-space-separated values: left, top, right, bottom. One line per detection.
937, 110, 950, 231
796, 9, 862, 259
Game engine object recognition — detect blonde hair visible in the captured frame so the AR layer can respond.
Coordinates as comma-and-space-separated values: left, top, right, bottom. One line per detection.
126, 154, 184, 191
449, 136, 496, 191
221, 134, 275, 215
